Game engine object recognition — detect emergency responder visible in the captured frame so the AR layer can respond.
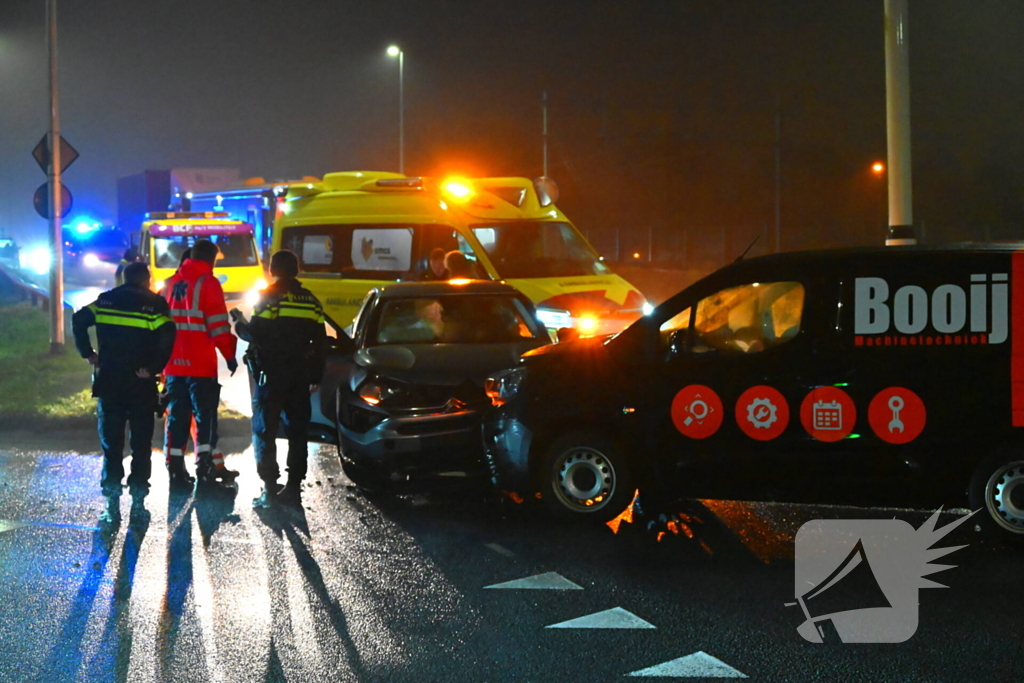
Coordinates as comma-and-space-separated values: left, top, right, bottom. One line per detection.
163, 239, 239, 486
72, 262, 176, 523
234, 249, 325, 508
419, 247, 449, 280
114, 247, 139, 287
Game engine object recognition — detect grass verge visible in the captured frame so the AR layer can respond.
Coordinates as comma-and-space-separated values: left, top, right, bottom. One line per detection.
0, 304, 95, 428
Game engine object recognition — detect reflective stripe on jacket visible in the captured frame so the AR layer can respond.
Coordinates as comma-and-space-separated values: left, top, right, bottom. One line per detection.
235, 278, 326, 384
163, 258, 237, 377
72, 283, 176, 398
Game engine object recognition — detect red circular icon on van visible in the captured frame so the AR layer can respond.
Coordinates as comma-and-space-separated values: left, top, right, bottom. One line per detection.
800, 386, 857, 442
672, 385, 724, 439
735, 386, 789, 441
868, 387, 926, 444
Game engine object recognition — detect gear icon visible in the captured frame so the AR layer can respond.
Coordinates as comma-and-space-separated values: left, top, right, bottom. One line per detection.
747, 397, 778, 429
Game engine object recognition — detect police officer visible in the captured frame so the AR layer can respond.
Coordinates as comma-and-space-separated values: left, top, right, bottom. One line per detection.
72, 262, 176, 523
114, 247, 139, 287
234, 250, 325, 507
163, 239, 239, 486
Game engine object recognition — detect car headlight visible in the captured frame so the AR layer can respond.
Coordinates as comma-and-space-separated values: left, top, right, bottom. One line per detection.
357, 378, 402, 406
83, 253, 101, 268
485, 367, 527, 407
642, 302, 654, 316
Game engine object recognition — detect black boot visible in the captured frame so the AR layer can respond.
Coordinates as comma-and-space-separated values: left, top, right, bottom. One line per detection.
168, 458, 195, 488
277, 482, 303, 507
252, 485, 277, 509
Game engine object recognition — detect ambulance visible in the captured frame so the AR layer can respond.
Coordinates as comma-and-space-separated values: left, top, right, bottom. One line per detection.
134, 212, 266, 306
483, 244, 1024, 541
268, 171, 648, 335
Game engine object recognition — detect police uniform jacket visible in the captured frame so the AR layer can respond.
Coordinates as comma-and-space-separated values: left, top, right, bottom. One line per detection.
236, 277, 326, 385
72, 282, 176, 399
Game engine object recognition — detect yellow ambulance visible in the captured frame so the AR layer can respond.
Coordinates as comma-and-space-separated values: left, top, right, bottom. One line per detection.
136, 212, 266, 307
270, 172, 648, 335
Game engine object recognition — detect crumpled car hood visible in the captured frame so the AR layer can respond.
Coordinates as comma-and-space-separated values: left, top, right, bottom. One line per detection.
361, 340, 546, 386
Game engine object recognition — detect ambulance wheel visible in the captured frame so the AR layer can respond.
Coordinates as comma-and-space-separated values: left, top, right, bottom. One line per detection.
341, 460, 390, 495
540, 433, 634, 523
968, 453, 1024, 543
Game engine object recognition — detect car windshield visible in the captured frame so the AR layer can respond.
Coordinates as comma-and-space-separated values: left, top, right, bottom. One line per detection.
471, 221, 610, 278
77, 231, 127, 249
373, 294, 541, 345
152, 234, 258, 269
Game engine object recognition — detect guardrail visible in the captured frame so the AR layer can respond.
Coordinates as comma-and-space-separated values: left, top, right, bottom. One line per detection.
0, 263, 55, 309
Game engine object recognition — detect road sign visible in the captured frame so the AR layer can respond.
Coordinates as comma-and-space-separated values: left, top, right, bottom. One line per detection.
32, 135, 79, 175
33, 183, 73, 219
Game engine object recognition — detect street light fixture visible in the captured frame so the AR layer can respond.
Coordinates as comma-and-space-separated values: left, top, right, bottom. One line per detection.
872, 161, 885, 176
386, 45, 404, 174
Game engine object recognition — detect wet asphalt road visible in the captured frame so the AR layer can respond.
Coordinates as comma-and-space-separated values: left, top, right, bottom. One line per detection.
0, 423, 1021, 683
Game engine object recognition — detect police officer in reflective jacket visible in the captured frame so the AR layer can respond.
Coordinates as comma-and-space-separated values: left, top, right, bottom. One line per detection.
72, 262, 176, 523
234, 250, 325, 508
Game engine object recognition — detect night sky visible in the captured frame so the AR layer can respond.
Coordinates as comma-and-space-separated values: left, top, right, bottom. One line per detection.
1, 0, 1022, 267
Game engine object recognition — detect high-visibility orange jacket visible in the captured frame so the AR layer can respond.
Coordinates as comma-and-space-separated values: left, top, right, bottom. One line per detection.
162, 258, 237, 377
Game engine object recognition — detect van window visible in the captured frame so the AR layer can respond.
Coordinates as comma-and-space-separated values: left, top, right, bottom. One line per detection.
471, 221, 609, 278
152, 234, 258, 269
659, 307, 692, 350
691, 281, 804, 355
285, 224, 457, 280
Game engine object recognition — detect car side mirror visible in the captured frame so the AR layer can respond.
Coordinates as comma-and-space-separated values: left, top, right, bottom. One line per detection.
556, 327, 580, 343
669, 329, 687, 355
328, 334, 355, 355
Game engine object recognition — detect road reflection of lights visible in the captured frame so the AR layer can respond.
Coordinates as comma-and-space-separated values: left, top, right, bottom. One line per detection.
699, 500, 793, 563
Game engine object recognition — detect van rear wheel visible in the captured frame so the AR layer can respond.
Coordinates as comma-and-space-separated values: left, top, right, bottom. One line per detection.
968, 453, 1024, 542
540, 433, 634, 523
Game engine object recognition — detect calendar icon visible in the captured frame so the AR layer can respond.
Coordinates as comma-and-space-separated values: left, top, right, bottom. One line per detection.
812, 400, 843, 430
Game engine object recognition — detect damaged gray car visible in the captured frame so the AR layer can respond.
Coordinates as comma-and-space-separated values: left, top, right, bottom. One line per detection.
317, 280, 551, 492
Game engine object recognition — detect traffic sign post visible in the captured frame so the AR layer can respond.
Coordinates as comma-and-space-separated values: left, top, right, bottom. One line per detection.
33, 183, 72, 219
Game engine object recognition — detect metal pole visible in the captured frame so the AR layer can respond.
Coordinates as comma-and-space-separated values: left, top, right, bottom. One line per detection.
774, 93, 782, 253
47, 0, 64, 351
884, 0, 915, 245
542, 91, 548, 177
398, 50, 405, 175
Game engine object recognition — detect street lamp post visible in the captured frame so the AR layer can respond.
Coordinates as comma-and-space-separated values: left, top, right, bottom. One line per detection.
387, 45, 404, 175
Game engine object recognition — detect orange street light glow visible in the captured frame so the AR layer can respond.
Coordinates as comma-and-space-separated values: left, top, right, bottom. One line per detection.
632, 252, 641, 259
872, 162, 885, 175
578, 315, 598, 334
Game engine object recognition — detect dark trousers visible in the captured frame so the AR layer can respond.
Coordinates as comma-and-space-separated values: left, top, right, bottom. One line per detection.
251, 375, 311, 486
98, 393, 156, 495
164, 375, 219, 468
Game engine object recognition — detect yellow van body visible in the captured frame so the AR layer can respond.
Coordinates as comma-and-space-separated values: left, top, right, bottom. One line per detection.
270, 172, 647, 335
138, 213, 266, 306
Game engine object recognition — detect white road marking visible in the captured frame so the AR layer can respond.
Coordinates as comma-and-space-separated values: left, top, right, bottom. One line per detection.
483, 543, 517, 558
546, 607, 656, 629
485, 571, 582, 590
626, 651, 748, 678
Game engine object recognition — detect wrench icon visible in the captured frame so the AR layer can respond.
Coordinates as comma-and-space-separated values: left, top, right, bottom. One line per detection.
888, 395, 905, 433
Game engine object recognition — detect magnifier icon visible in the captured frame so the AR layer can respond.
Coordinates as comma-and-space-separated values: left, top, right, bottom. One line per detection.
684, 398, 710, 426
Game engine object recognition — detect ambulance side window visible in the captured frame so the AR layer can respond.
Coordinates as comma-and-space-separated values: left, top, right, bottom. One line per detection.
691, 281, 804, 355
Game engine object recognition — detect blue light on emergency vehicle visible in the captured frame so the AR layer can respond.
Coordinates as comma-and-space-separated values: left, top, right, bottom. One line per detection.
74, 221, 98, 235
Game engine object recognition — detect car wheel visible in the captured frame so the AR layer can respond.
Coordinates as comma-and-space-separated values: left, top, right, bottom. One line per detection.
540, 433, 634, 522
968, 452, 1024, 543
341, 460, 390, 495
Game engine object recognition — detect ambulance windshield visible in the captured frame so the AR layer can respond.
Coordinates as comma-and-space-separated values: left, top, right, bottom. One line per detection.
152, 234, 259, 269
472, 222, 610, 279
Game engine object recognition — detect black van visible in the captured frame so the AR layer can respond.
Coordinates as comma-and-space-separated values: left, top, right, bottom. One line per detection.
483, 245, 1024, 540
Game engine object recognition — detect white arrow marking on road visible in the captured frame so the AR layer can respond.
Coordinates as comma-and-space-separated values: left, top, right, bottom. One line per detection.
484, 571, 582, 590
0, 520, 29, 534
626, 651, 748, 678
545, 607, 656, 629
